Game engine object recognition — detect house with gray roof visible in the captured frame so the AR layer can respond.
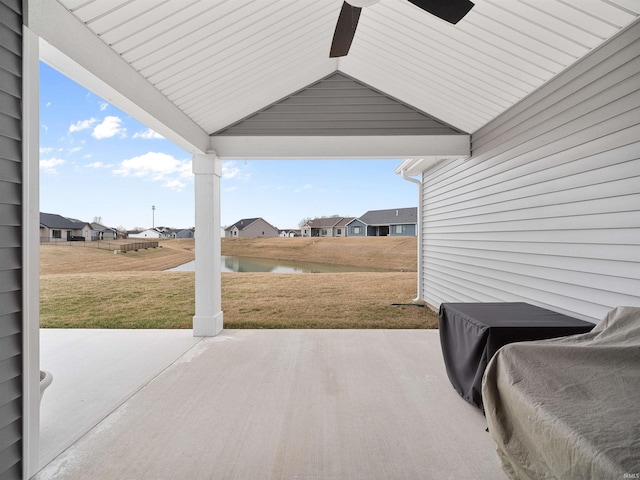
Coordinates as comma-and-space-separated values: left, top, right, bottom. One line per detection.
347, 208, 417, 237
301, 217, 353, 237
225, 218, 278, 238
40, 213, 92, 242
90, 223, 117, 240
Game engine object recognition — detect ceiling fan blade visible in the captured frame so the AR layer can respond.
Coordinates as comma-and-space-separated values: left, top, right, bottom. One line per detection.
406, 0, 474, 24
330, 2, 362, 58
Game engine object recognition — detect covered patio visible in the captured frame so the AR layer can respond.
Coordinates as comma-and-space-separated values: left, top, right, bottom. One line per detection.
1, 0, 638, 478
36, 329, 506, 479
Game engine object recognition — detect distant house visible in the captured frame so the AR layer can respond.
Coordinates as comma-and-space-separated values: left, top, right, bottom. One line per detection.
225, 218, 279, 238
129, 228, 164, 239
347, 208, 417, 237
279, 229, 301, 238
90, 223, 117, 240
301, 217, 353, 237
40, 213, 92, 242
176, 228, 194, 239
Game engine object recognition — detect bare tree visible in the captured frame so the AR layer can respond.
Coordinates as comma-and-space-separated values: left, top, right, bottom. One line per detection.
92, 216, 103, 224
298, 217, 313, 228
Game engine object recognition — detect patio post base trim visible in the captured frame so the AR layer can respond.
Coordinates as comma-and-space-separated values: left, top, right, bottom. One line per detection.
193, 312, 223, 337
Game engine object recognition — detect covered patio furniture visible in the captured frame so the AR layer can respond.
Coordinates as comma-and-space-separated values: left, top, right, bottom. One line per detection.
482, 306, 640, 479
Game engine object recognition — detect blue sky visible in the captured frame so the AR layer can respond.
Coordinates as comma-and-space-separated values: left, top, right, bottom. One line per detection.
39, 63, 417, 230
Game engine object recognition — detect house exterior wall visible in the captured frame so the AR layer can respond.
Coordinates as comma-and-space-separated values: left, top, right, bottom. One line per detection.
226, 226, 239, 238
419, 21, 640, 322
129, 229, 161, 239
0, 1, 23, 478
236, 219, 278, 238
389, 224, 416, 237
347, 220, 366, 237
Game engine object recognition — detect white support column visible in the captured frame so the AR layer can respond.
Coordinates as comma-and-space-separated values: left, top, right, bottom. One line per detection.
192, 152, 223, 336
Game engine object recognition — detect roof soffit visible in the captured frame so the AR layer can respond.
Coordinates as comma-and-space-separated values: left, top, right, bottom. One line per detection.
34, 0, 640, 153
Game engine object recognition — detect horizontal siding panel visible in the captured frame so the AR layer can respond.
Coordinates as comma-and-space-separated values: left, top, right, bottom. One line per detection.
427, 133, 640, 207
0, 205, 18, 225
0, 68, 18, 99
0, 114, 19, 141
425, 251, 639, 296
0, 421, 18, 453
424, 228, 640, 245
0, 26, 19, 60
425, 254, 625, 321
0, 47, 19, 78
425, 194, 640, 228
0, 314, 18, 338
0, 161, 18, 183
266, 103, 431, 115
0, 180, 19, 204
424, 240, 640, 263
424, 260, 622, 320
0, 227, 18, 248
425, 211, 640, 233
427, 245, 640, 279
0, 332, 19, 363
0, 443, 20, 480
0, 91, 19, 120
0, 398, 19, 432
0, 290, 19, 317
0, 136, 19, 163
425, 174, 640, 220
0, 248, 20, 270
0, 362, 20, 396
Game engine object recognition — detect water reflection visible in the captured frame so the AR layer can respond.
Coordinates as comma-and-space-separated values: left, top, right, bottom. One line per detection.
168, 256, 384, 273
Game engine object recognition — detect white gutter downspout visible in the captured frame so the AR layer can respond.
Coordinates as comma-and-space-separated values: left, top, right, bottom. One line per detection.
400, 169, 423, 303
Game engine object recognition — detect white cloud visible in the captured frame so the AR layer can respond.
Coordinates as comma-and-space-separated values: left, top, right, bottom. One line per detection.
133, 128, 164, 140
45, 101, 51, 107
92, 116, 126, 139
295, 183, 312, 193
67, 147, 83, 154
40, 158, 65, 174
69, 117, 97, 134
113, 152, 192, 191
222, 160, 251, 180
40, 146, 54, 154
223, 166, 240, 179
162, 178, 186, 190
225, 186, 238, 192
86, 161, 112, 169
99, 102, 109, 111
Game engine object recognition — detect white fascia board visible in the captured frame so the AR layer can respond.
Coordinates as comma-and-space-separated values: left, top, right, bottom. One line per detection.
395, 155, 468, 176
27, 0, 210, 154
211, 135, 470, 160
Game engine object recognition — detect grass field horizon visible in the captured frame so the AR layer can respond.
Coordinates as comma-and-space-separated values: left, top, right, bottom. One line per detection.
40, 237, 438, 329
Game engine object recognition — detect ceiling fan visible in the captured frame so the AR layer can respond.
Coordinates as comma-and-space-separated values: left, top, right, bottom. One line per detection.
329, 0, 474, 58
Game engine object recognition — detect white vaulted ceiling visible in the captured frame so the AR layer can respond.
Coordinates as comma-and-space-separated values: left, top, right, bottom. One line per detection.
30, 0, 640, 154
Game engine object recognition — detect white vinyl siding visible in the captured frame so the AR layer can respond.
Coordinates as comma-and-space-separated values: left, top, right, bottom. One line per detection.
420, 21, 640, 323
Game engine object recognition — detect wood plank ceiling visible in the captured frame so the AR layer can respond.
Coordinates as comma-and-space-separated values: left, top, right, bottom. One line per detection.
56, 0, 639, 136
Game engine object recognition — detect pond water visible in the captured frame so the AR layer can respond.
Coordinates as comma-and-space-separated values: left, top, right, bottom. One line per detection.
167, 256, 386, 273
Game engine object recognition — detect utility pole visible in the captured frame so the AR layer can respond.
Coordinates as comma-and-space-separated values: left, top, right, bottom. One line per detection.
152, 205, 156, 228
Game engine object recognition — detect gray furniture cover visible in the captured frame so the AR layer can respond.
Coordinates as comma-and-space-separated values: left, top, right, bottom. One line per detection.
482, 306, 640, 480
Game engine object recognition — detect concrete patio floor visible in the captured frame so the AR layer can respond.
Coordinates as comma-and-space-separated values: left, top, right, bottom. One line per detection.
36, 329, 507, 480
